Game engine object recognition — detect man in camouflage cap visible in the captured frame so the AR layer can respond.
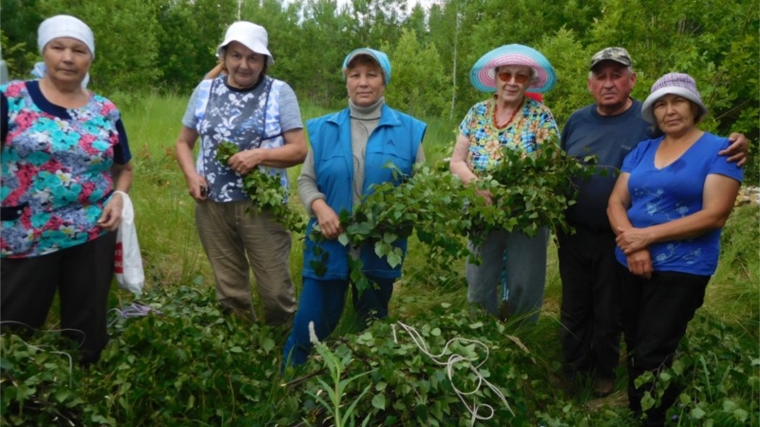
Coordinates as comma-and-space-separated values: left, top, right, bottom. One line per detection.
557, 47, 748, 403
588, 47, 632, 70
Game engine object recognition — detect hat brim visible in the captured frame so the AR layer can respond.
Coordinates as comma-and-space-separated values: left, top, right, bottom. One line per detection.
217, 38, 274, 65
469, 44, 556, 93
641, 87, 708, 124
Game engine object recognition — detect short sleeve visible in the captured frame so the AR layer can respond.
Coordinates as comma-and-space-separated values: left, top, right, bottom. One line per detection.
1, 92, 7, 144
181, 84, 203, 129
458, 104, 477, 137
708, 138, 744, 183
538, 108, 560, 146
113, 118, 131, 164
276, 82, 303, 132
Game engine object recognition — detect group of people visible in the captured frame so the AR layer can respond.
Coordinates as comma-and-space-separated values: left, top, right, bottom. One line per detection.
0, 15, 748, 427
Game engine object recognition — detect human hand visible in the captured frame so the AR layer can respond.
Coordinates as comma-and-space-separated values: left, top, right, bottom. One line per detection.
228, 149, 267, 175
626, 249, 653, 279
616, 226, 652, 255
98, 192, 124, 231
475, 188, 493, 205
719, 132, 749, 167
187, 173, 210, 201
313, 202, 343, 240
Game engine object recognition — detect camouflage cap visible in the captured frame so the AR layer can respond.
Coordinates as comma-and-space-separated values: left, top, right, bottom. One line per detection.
589, 47, 632, 70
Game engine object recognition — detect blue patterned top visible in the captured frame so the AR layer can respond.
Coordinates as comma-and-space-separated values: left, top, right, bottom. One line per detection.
182, 75, 303, 202
615, 132, 743, 275
459, 97, 559, 173
1, 80, 130, 258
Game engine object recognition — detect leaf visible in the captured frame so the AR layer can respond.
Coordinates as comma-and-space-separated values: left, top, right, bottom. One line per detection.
230, 346, 243, 353
691, 407, 706, 419
372, 393, 386, 410
261, 338, 275, 353
53, 388, 72, 403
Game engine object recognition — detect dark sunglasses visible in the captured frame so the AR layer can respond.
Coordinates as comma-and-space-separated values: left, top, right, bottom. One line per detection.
497, 71, 530, 84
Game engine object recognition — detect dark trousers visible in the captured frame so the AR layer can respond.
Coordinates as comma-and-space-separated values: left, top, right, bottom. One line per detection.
283, 276, 394, 367
1, 232, 117, 364
558, 227, 622, 380
619, 265, 709, 426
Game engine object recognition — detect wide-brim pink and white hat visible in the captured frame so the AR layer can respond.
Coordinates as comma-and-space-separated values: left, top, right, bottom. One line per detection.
469, 44, 556, 93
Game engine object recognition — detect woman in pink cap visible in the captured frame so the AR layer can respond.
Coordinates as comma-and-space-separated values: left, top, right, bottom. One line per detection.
449, 44, 558, 323
175, 21, 307, 329
607, 72, 742, 426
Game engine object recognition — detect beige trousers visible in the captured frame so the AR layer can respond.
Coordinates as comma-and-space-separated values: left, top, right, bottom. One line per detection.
195, 200, 296, 327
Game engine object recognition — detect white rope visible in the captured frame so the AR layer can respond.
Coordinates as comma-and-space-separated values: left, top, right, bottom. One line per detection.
0, 321, 75, 387
392, 321, 513, 426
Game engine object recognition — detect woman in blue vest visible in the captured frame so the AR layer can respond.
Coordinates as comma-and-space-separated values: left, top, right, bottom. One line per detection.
283, 48, 427, 366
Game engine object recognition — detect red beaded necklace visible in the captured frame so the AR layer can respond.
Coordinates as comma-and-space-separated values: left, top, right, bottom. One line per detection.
492, 98, 523, 130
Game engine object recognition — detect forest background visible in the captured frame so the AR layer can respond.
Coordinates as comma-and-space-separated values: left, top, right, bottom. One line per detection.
2, 0, 758, 181
1, 1, 759, 426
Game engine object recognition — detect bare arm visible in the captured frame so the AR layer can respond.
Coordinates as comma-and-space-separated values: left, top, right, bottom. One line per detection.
615, 174, 740, 255
228, 128, 308, 172
449, 133, 478, 184
98, 161, 134, 231
450, 133, 492, 204
606, 172, 653, 278
175, 125, 208, 201
606, 172, 634, 236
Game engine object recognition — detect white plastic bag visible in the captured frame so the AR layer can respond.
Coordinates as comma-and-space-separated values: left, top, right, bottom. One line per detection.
113, 191, 144, 296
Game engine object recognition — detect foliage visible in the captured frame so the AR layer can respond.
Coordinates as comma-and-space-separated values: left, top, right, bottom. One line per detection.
470, 141, 598, 237
4, 0, 755, 180
214, 141, 306, 233
305, 323, 373, 427
308, 142, 596, 292
635, 317, 758, 427
383, 28, 448, 118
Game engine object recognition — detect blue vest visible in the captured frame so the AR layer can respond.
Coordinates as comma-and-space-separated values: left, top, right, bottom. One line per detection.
302, 105, 426, 280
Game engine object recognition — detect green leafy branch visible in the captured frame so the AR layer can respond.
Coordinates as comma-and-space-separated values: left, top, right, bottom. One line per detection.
215, 142, 305, 233
307, 141, 597, 292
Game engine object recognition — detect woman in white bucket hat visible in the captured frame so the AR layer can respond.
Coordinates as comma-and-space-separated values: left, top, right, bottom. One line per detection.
175, 21, 306, 328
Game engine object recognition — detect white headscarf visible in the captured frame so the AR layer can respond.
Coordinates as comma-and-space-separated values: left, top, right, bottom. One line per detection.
33, 15, 95, 88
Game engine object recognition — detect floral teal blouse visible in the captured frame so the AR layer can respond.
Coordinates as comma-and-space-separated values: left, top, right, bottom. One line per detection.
1, 80, 131, 258
459, 96, 559, 174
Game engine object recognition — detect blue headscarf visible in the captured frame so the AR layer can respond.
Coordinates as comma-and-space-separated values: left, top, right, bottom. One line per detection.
342, 48, 391, 85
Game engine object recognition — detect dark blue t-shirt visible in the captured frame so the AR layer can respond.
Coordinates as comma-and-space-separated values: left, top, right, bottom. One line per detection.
615, 132, 743, 275
561, 99, 653, 231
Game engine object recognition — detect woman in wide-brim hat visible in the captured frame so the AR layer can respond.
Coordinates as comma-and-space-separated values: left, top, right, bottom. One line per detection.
449, 44, 559, 323
607, 72, 742, 425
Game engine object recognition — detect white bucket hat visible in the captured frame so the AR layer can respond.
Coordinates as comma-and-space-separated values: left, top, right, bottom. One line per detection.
216, 21, 273, 65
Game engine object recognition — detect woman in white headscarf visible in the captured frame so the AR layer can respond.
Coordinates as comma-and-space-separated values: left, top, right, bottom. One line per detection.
0, 15, 133, 364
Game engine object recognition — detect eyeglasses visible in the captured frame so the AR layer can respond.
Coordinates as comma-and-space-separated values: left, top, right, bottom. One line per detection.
497, 71, 530, 84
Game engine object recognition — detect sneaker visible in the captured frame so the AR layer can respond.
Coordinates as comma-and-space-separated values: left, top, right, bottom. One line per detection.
592, 378, 615, 398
